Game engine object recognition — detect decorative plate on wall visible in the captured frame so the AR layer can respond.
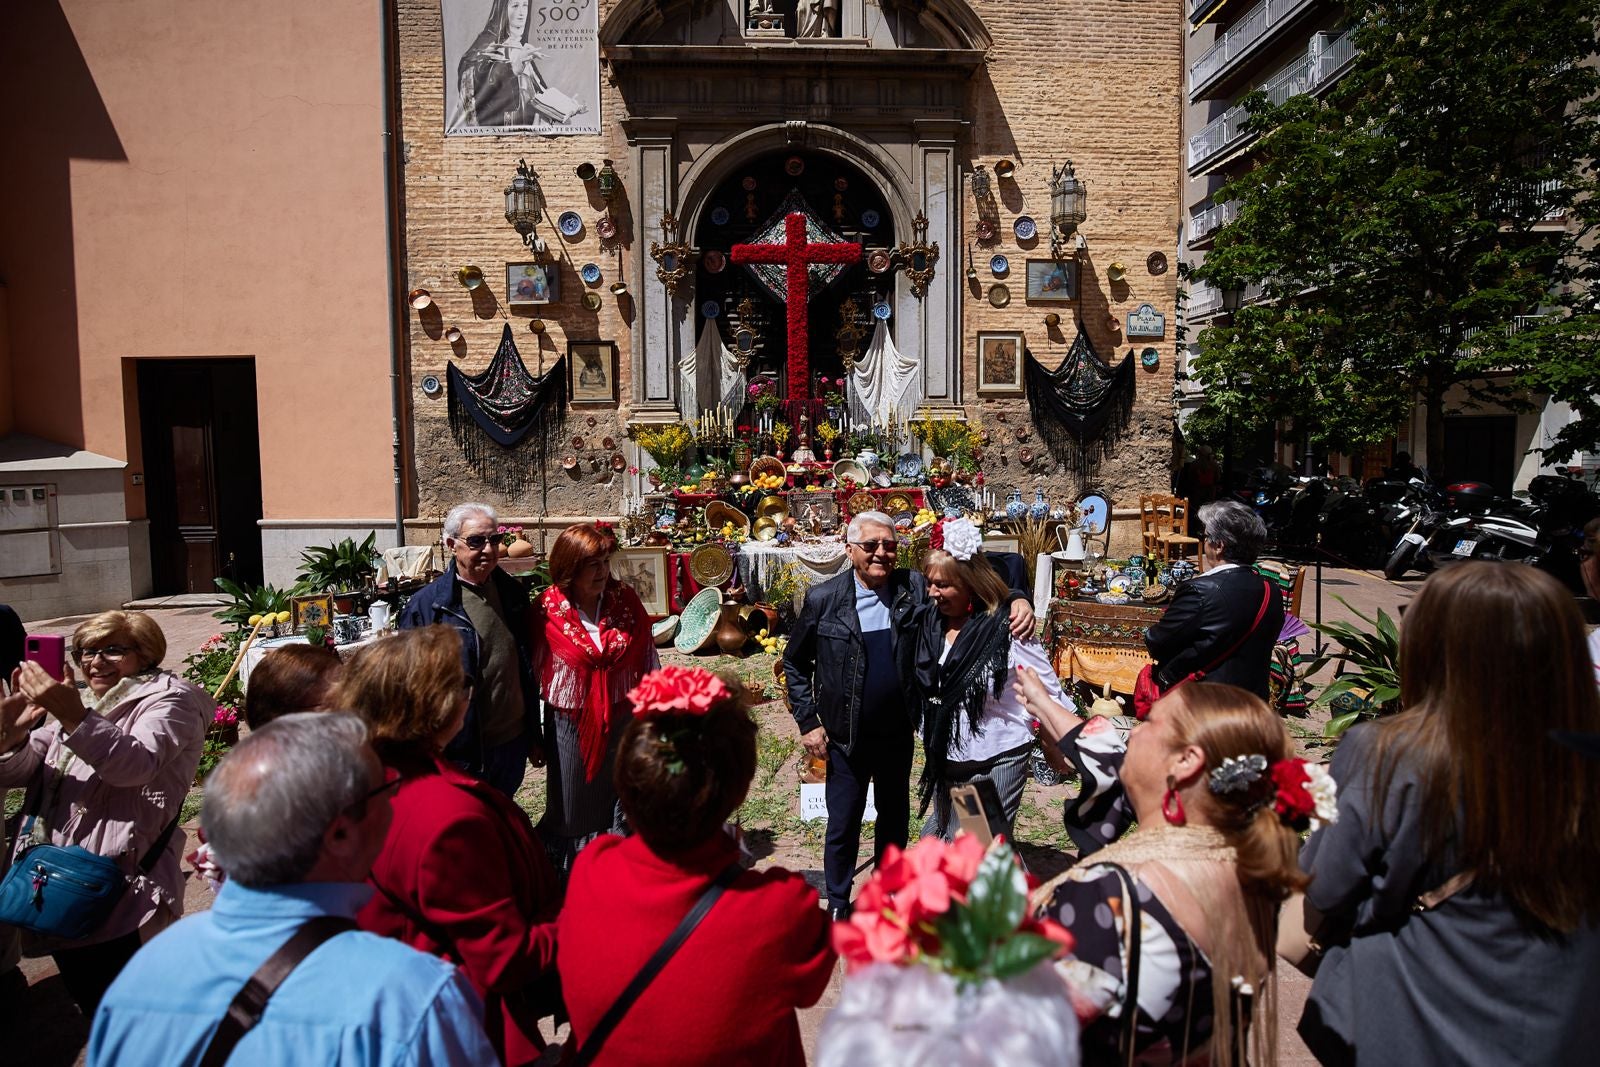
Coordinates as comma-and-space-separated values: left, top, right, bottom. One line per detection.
990, 254, 1009, 275
868, 249, 892, 273
988, 283, 1011, 308
558, 212, 583, 237
785, 156, 806, 176
702, 249, 726, 274
702, 300, 720, 319
860, 209, 881, 229
580, 263, 602, 284
1140, 346, 1161, 368
420, 375, 442, 397
596, 217, 617, 240
582, 291, 602, 310
1147, 251, 1169, 275
711, 206, 730, 226
872, 301, 892, 321
1013, 216, 1038, 241
975, 218, 997, 242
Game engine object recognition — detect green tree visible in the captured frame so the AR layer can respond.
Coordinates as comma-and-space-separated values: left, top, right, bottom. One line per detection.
1191, 0, 1600, 466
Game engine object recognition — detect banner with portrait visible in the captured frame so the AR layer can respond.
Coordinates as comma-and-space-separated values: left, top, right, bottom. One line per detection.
442, 0, 600, 137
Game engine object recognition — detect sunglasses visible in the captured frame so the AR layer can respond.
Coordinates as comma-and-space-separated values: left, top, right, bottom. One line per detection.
850, 539, 898, 554
454, 534, 497, 551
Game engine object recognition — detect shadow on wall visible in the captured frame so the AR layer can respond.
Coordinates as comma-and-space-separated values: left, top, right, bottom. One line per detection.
0, 1, 128, 448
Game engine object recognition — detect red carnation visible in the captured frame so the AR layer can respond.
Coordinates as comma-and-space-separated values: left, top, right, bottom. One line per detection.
626, 666, 732, 719
930, 522, 945, 550
1271, 758, 1316, 825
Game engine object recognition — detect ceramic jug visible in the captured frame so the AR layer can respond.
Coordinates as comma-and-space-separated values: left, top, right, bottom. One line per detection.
1005, 489, 1027, 521
1029, 488, 1049, 520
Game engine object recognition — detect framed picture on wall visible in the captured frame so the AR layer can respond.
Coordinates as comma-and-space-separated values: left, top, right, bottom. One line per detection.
976, 331, 1025, 395
568, 339, 618, 405
612, 546, 670, 616
507, 262, 558, 306
1025, 258, 1077, 302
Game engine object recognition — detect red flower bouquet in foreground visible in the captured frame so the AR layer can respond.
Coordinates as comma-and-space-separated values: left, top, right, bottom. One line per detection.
626, 666, 731, 718
833, 835, 1074, 983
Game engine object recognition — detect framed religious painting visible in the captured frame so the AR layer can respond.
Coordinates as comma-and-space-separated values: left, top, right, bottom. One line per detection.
976, 331, 1026, 395
612, 546, 670, 617
507, 262, 558, 307
1025, 259, 1078, 302
568, 339, 618, 406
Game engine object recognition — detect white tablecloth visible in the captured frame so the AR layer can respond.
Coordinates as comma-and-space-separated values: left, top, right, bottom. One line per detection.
238, 632, 381, 691
736, 539, 850, 612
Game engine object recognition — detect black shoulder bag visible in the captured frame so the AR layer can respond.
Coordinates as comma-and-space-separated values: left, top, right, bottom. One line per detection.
1101, 862, 1144, 1067
568, 860, 744, 1067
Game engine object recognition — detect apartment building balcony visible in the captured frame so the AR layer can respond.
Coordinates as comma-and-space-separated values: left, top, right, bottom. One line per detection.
1187, 27, 1358, 175
1189, 0, 1319, 101
1186, 278, 1269, 323
1460, 314, 1548, 358
1191, 0, 1230, 27
1189, 199, 1240, 248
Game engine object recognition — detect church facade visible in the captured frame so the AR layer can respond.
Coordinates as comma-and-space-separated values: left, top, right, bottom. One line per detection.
399, 0, 1183, 532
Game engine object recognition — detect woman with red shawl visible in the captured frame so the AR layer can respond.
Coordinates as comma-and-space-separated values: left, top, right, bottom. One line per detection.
533, 523, 657, 884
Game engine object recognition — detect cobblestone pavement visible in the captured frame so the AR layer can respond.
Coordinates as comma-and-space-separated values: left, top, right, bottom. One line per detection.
11, 566, 1414, 1064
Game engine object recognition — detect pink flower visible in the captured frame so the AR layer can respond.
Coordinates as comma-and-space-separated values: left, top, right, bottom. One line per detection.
626, 666, 732, 718
833, 905, 916, 973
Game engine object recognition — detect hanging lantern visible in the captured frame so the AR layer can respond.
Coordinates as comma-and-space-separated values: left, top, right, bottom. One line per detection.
503, 159, 543, 250
597, 159, 619, 204
971, 164, 991, 203
1049, 160, 1087, 255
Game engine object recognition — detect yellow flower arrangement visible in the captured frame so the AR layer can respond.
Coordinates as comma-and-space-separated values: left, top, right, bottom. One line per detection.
634, 424, 695, 468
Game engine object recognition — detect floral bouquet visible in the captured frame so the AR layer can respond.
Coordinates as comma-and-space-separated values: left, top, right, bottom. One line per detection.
834, 835, 1073, 983
749, 379, 782, 414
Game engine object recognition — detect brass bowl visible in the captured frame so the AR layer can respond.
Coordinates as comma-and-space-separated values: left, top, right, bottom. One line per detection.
756, 495, 788, 520
752, 516, 779, 541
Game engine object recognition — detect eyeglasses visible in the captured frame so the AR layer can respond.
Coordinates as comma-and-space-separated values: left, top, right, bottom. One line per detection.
73, 645, 133, 665
454, 534, 497, 551
348, 765, 404, 814
850, 539, 898, 555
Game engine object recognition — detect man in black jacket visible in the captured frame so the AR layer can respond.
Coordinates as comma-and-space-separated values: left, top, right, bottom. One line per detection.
785, 512, 1033, 918
1145, 499, 1283, 700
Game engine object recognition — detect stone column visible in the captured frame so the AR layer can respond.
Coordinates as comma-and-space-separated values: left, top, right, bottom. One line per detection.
913, 120, 964, 406
626, 119, 680, 415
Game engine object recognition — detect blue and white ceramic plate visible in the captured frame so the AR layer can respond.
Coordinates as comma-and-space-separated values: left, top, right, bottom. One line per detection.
895, 453, 923, 480
580, 263, 602, 285
860, 209, 881, 229
702, 300, 720, 319
1140, 346, 1161, 368
558, 211, 583, 238
1014, 216, 1037, 241
711, 206, 730, 226
872, 301, 892, 321
990, 254, 1009, 275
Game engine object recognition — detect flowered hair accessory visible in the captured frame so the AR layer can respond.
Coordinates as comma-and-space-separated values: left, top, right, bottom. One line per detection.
625, 666, 732, 719
1208, 754, 1339, 831
939, 518, 984, 562
833, 835, 1074, 983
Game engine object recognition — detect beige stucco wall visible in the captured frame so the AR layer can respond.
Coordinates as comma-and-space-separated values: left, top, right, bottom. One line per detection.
0, 1, 395, 525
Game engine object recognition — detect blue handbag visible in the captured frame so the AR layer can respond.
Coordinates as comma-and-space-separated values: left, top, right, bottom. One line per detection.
0, 815, 179, 941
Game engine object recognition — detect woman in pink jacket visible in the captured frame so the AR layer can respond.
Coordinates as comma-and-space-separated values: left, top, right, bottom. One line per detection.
1, 610, 209, 1012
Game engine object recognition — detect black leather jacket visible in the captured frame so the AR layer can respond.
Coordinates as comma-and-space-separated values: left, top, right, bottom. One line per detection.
784, 568, 926, 755
1144, 564, 1284, 700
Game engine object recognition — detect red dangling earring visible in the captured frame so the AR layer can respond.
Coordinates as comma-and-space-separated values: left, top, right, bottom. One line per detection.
1162, 775, 1187, 826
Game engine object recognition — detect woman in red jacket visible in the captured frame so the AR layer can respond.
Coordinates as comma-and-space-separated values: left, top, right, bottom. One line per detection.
557, 666, 835, 1066
339, 625, 560, 1066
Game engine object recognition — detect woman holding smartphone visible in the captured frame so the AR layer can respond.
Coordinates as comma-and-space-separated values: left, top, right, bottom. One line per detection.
0, 610, 209, 1013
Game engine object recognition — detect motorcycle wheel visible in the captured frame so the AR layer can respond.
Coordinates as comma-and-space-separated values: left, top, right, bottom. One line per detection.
1383, 539, 1419, 581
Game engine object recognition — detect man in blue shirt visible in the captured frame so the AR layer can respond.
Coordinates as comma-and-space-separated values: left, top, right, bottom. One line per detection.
88, 714, 497, 1066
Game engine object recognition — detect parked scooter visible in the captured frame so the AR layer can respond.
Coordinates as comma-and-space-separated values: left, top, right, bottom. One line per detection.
1381, 478, 1456, 580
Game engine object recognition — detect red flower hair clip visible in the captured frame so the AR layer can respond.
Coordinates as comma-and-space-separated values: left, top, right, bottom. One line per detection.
626, 666, 732, 719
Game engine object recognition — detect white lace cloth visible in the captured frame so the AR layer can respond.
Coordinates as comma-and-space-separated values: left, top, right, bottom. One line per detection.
679, 322, 748, 424
849, 320, 922, 426
737, 539, 849, 610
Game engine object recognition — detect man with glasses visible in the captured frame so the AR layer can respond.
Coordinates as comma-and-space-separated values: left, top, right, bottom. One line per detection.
87, 714, 496, 1066
785, 511, 1035, 919
400, 503, 539, 796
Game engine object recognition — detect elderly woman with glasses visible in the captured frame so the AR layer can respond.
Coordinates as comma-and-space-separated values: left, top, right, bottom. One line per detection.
0, 610, 210, 1013
339, 625, 560, 1067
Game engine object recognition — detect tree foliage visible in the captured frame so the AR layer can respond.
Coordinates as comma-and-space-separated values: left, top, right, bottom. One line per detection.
1191, 0, 1600, 464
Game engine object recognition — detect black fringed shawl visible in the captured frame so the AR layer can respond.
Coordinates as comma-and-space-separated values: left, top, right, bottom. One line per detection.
906, 602, 1014, 815
1024, 325, 1135, 475
446, 323, 567, 495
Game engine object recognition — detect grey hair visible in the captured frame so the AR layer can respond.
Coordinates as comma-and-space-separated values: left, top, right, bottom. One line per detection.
442, 502, 498, 541
817, 962, 1080, 1067
847, 510, 896, 542
203, 713, 372, 888
1196, 499, 1268, 564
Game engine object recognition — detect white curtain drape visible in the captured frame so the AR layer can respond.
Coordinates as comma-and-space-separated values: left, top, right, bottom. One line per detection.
680, 322, 748, 424
848, 320, 921, 426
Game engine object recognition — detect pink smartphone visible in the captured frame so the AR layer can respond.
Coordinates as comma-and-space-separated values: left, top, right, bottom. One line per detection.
25, 634, 66, 682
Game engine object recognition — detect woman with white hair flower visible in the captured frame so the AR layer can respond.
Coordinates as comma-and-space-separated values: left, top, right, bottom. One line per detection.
903, 518, 1069, 840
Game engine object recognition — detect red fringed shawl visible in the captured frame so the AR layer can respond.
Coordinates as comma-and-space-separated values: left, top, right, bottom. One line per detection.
535, 581, 655, 781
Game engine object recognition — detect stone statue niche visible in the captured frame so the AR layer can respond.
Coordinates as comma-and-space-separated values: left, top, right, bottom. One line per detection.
746, 0, 840, 38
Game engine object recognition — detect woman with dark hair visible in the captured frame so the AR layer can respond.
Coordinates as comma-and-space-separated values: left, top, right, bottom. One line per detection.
905, 518, 1069, 840
339, 625, 560, 1067
455, 0, 547, 127
243, 642, 342, 729
1018, 676, 1315, 1065
557, 666, 834, 1065
532, 522, 657, 881
1295, 562, 1600, 1064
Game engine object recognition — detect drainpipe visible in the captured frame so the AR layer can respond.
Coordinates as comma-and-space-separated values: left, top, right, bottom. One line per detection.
379, 0, 408, 548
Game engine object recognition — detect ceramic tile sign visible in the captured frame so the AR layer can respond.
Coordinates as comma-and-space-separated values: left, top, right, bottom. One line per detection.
801, 783, 876, 822
1126, 302, 1166, 338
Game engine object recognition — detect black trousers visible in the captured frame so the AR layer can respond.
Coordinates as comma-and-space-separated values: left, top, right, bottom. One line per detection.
823, 724, 913, 910
53, 929, 143, 1014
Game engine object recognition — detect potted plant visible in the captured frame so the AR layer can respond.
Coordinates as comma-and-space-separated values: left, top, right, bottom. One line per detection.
295, 533, 379, 594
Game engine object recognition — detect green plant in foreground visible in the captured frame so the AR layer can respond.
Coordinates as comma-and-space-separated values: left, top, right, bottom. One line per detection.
1304, 595, 1401, 738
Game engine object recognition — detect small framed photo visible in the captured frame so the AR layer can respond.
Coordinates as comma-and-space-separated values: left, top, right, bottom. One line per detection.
507, 262, 558, 306
789, 490, 840, 532
568, 339, 619, 405
1025, 259, 1077, 302
982, 534, 1021, 555
290, 593, 335, 633
976, 331, 1025, 395
612, 546, 670, 617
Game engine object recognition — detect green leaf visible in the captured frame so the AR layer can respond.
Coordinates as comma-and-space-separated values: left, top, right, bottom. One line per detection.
963, 845, 1027, 945
990, 932, 1060, 981
1325, 711, 1363, 738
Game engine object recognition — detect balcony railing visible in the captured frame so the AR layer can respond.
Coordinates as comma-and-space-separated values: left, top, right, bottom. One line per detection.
1188, 28, 1359, 173
1190, 199, 1240, 245
1189, 0, 1317, 99
1191, 0, 1228, 25
1460, 314, 1548, 355
1188, 281, 1223, 318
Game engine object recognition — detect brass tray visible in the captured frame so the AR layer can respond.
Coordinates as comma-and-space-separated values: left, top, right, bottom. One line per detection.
689, 543, 734, 588
882, 490, 915, 514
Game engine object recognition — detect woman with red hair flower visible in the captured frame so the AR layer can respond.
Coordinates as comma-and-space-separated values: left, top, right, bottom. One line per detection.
557, 666, 834, 1065
532, 523, 657, 883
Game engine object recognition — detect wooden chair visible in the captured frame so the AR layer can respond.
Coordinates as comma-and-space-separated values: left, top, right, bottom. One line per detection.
1158, 496, 1201, 562
1138, 494, 1169, 558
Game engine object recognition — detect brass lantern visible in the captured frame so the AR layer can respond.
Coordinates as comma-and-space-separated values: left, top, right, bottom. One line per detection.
1049, 160, 1087, 256
970, 164, 992, 203
597, 159, 619, 204
504, 159, 543, 250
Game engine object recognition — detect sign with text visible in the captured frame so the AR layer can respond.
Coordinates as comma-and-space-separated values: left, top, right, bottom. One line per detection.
800, 783, 877, 822
443, 0, 601, 136
1126, 303, 1166, 338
